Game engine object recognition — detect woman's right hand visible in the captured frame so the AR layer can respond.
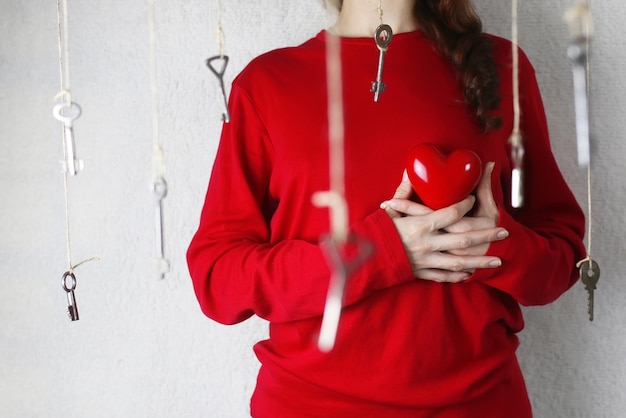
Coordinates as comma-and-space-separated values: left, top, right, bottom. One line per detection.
380, 170, 508, 283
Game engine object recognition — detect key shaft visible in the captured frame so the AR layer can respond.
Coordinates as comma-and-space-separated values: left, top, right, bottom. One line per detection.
370, 24, 393, 102
206, 56, 231, 123
152, 177, 170, 279
580, 260, 600, 322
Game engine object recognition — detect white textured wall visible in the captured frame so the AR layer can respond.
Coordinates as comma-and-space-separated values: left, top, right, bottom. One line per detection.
0, 1, 624, 417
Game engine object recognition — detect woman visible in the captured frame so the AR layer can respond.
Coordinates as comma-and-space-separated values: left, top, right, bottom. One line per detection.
187, 0, 586, 416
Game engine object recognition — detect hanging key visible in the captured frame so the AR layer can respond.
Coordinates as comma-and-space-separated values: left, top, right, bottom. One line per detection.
62, 271, 79, 321
510, 133, 525, 208
580, 259, 600, 321
53, 101, 83, 176
371, 24, 393, 102
206, 55, 231, 123
152, 176, 170, 279
318, 235, 373, 352
567, 37, 591, 167
565, 3, 593, 168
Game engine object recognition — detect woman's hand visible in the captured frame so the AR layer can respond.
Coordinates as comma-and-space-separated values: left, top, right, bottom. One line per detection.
381, 163, 508, 283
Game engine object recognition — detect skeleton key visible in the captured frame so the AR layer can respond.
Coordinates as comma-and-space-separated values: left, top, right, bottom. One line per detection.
318, 235, 373, 352
152, 176, 170, 279
53, 101, 83, 175
62, 271, 79, 321
206, 55, 231, 123
510, 135, 525, 208
580, 259, 600, 321
371, 24, 393, 102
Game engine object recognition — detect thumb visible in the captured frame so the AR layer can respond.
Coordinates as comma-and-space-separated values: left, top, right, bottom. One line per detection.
474, 162, 498, 218
382, 170, 414, 218
392, 170, 413, 200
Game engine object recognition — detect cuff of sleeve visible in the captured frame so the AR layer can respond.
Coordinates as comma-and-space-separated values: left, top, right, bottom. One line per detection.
351, 208, 415, 291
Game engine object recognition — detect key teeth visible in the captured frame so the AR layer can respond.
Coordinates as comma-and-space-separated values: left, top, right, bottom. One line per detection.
67, 307, 79, 321
370, 82, 386, 94
586, 290, 594, 322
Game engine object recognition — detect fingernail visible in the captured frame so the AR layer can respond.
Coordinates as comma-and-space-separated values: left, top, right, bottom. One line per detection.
380, 201, 389, 210
497, 229, 509, 239
489, 259, 502, 268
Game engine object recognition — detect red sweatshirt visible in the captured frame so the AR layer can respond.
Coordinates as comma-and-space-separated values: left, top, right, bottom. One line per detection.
187, 30, 586, 417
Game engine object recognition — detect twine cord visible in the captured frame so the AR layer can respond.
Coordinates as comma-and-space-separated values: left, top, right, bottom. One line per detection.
56, 0, 73, 271
55, 0, 98, 275
511, 0, 521, 144
148, 0, 165, 181
572, 0, 595, 268
216, 0, 225, 58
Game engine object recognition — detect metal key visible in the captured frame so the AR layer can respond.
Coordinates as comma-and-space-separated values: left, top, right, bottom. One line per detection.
510, 134, 525, 208
565, 3, 593, 168
580, 259, 600, 321
62, 271, 79, 321
567, 38, 591, 167
371, 24, 393, 102
318, 235, 373, 352
152, 176, 170, 279
206, 55, 231, 123
53, 101, 83, 175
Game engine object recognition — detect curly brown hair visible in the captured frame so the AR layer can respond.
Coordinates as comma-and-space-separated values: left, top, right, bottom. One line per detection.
326, 0, 502, 131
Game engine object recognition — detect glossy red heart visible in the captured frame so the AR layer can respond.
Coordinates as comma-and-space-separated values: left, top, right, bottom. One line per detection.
405, 143, 483, 209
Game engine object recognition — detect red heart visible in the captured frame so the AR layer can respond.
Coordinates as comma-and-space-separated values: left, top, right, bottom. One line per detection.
405, 143, 483, 209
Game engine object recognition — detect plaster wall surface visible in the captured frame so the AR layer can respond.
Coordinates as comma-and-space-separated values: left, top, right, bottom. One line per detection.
1, 1, 624, 417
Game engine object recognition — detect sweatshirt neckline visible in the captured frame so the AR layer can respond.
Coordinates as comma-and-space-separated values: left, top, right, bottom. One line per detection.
316, 29, 426, 46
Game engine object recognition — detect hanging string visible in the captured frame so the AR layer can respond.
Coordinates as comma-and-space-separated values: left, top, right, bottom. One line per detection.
509, 0, 525, 209
206, 0, 231, 123
55, 0, 99, 274
511, 0, 521, 142
313, 32, 348, 244
56, 0, 72, 270
570, 0, 595, 267
216, 0, 225, 59
56, 0, 70, 103
149, 0, 165, 182
148, 0, 170, 279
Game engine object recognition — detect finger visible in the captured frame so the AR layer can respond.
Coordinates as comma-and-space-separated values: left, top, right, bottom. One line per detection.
474, 162, 498, 218
423, 252, 502, 272
430, 227, 508, 253
381, 198, 432, 217
414, 268, 470, 283
445, 216, 495, 234
428, 195, 476, 231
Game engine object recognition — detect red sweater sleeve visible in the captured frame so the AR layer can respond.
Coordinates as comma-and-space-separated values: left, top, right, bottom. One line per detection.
470, 50, 586, 306
186, 83, 414, 325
